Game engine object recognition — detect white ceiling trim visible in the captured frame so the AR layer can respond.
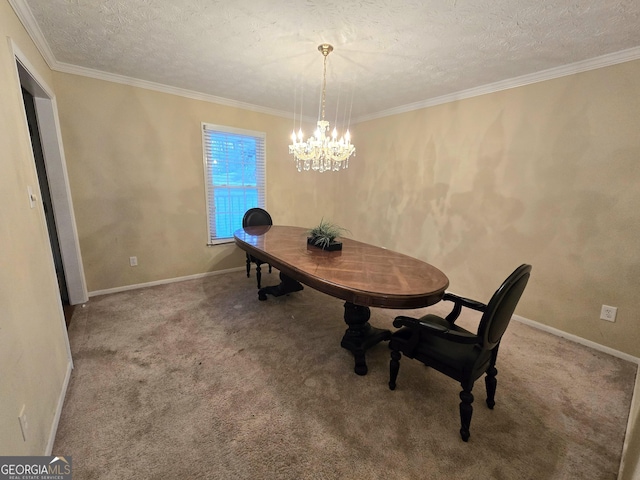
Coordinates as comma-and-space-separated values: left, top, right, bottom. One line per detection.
8, 0, 56, 69
356, 45, 640, 123
45, 46, 640, 125
54, 61, 296, 120
9, 0, 296, 119
9, 0, 640, 124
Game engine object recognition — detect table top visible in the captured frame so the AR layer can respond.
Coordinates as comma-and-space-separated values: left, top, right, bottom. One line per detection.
234, 225, 449, 309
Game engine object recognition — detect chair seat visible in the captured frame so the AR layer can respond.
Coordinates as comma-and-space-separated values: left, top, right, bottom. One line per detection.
391, 315, 492, 383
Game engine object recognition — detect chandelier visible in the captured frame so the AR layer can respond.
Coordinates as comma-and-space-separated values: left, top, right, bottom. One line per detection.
289, 44, 355, 172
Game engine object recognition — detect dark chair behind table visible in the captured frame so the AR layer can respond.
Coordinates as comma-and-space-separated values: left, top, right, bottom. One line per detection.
242, 208, 273, 288
388, 264, 532, 441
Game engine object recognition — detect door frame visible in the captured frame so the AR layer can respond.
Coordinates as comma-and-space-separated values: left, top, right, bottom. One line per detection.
11, 40, 88, 306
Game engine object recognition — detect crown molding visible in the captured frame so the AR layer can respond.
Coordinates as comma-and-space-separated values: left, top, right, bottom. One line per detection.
53, 62, 297, 119
7, 0, 296, 119
10, 0, 640, 124
8, 0, 57, 69
354, 46, 640, 123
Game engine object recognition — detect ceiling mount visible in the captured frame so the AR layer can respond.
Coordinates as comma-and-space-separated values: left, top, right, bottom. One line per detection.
318, 44, 334, 56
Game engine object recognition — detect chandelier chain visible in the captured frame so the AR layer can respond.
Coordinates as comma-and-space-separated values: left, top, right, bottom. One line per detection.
321, 48, 328, 121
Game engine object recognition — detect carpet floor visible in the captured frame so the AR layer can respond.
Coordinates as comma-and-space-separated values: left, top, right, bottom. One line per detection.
54, 271, 636, 479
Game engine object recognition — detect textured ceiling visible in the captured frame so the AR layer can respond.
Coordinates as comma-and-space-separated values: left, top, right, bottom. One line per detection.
13, 0, 640, 121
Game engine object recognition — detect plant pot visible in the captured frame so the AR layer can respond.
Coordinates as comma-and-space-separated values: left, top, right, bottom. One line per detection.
307, 236, 343, 251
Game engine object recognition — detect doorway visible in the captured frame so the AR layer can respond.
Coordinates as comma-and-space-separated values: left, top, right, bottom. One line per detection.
13, 47, 88, 327
22, 88, 70, 307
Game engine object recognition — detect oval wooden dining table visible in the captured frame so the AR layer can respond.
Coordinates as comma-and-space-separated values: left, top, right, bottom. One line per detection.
234, 225, 449, 375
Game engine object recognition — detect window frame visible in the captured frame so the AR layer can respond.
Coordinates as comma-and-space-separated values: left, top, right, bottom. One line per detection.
201, 122, 267, 245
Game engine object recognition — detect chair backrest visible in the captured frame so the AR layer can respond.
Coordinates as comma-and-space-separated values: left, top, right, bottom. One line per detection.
242, 208, 272, 227
477, 264, 532, 351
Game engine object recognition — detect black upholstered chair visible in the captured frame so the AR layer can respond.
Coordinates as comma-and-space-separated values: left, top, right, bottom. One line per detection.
242, 208, 273, 288
389, 264, 532, 442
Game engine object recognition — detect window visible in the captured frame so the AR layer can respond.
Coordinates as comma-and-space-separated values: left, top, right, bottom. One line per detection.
202, 123, 266, 244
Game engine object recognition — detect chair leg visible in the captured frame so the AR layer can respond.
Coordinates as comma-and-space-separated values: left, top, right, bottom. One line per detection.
246, 254, 251, 278
485, 346, 499, 409
459, 387, 474, 442
256, 264, 262, 289
389, 349, 401, 390
485, 366, 497, 409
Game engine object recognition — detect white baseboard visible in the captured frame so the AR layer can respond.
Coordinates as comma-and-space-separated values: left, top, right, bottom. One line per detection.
46, 359, 72, 455
619, 372, 640, 480
514, 314, 640, 480
88, 267, 245, 298
513, 314, 640, 365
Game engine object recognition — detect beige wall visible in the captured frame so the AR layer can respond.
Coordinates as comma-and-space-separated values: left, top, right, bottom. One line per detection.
338, 60, 640, 359
0, 0, 71, 454
52, 73, 336, 292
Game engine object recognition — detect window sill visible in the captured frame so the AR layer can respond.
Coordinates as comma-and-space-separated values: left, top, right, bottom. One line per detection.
207, 239, 235, 246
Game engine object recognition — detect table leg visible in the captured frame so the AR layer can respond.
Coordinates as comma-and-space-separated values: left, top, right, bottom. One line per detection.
258, 272, 304, 301
340, 302, 391, 376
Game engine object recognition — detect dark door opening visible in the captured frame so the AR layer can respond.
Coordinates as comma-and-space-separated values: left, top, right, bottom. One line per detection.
21, 88, 72, 324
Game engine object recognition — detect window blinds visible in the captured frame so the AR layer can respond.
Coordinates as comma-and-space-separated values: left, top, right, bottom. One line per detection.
202, 123, 266, 244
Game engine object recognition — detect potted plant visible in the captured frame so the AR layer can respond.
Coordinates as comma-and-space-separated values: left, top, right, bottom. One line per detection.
307, 219, 349, 251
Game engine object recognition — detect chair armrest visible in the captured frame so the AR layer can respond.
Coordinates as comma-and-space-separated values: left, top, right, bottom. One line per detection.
443, 292, 486, 311
442, 292, 487, 323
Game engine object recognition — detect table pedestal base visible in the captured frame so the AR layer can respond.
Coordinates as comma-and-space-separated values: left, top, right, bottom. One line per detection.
340, 302, 391, 376
258, 272, 304, 301
257, 275, 391, 376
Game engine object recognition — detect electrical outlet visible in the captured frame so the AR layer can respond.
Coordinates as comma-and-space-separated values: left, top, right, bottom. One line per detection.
129, 256, 138, 267
600, 305, 617, 322
27, 186, 37, 209
18, 405, 28, 441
